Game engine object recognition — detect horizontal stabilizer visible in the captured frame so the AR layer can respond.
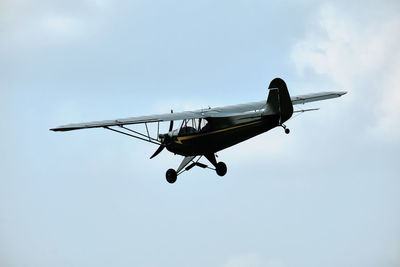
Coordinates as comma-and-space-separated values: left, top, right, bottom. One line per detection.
293, 108, 320, 113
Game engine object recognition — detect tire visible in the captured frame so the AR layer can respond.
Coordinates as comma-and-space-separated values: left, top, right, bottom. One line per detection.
216, 162, 227, 177
166, 169, 177, 184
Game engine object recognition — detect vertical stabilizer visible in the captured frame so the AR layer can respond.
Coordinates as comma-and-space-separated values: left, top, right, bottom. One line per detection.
266, 78, 293, 124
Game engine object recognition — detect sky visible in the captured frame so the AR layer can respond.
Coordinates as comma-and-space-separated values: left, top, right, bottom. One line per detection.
1, 0, 399, 266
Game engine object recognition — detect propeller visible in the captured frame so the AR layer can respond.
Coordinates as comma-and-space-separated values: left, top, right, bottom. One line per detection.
169, 109, 174, 131
150, 110, 174, 159
150, 144, 166, 159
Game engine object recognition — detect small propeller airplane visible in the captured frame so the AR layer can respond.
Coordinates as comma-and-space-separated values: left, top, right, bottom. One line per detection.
51, 78, 346, 183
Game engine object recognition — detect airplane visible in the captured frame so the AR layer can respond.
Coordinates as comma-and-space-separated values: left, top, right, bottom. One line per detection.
51, 78, 346, 183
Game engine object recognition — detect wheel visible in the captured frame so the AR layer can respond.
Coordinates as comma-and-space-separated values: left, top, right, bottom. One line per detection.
166, 169, 177, 184
285, 128, 290, 134
216, 162, 227, 176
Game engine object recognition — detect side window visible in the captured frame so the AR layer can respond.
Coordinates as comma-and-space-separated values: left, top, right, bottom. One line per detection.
199, 118, 208, 130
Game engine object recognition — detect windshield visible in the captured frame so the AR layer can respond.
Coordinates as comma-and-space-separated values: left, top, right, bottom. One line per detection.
178, 118, 208, 135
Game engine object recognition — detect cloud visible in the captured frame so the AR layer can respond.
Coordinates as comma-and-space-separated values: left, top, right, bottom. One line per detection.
291, 3, 400, 141
41, 15, 84, 38
0, 0, 114, 47
86, 0, 110, 9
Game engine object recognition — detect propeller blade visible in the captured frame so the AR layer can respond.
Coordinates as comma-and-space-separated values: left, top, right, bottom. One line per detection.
150, 145, 165, 159
169, 109, 174, 131
152, 109, 173, 159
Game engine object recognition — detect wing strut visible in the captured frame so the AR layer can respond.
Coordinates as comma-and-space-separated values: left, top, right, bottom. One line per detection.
104, 126, 161, 145
119, 125, 160, 143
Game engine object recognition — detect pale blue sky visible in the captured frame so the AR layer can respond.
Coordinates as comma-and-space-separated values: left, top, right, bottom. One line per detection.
1, 1, 399, 267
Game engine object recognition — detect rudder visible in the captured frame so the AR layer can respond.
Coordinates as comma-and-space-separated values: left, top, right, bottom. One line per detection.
266, 78, 293, 124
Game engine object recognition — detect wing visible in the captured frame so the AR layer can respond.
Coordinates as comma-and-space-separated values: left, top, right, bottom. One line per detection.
50, 111, 205, 131
50, 101, 268, 132
291, 91, 347, 105
206, 91, 347, 114
50, 91, 346, 131
195, 91, 347, 116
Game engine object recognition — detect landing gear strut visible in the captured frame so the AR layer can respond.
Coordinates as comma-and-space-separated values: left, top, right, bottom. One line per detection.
205, 153, 227, 177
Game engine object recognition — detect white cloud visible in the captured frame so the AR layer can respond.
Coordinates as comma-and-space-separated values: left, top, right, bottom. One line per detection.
291, 3, 400, 141
86, 0, 110, 9
0, 0, 115, 47
41, 15, 84, 38
373, 52, 400, 141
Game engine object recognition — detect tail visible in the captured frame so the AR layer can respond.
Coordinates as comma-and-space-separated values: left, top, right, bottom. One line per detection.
266, 78, 293, 124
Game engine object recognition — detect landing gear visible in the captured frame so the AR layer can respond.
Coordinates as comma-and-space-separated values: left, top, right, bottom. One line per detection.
164, 154, 227, 183
216, 162, 227, 176
281, 124, 290, 134
204, 153, 227, 177
166, 168, 177, 184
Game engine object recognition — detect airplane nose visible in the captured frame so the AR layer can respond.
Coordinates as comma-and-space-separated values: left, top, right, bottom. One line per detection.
159, 134, 171, 144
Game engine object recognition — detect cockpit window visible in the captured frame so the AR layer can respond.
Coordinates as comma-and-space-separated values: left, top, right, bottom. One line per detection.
179, 126, 197, 135
179, 118, 208, 135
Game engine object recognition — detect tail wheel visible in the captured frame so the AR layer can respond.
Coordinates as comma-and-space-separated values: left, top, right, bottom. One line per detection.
281, 124, 290, 134
216, 162, 227, 176
166, 169, 177, 184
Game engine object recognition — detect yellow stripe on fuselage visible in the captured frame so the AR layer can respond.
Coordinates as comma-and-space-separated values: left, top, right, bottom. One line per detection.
175, 120, 262, 144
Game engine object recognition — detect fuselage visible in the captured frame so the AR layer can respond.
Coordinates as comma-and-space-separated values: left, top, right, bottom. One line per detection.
166, 112, 281, 156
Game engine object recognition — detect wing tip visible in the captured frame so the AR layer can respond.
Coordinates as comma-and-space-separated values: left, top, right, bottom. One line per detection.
49, 126, 78, 132
49, 127, 66, 132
